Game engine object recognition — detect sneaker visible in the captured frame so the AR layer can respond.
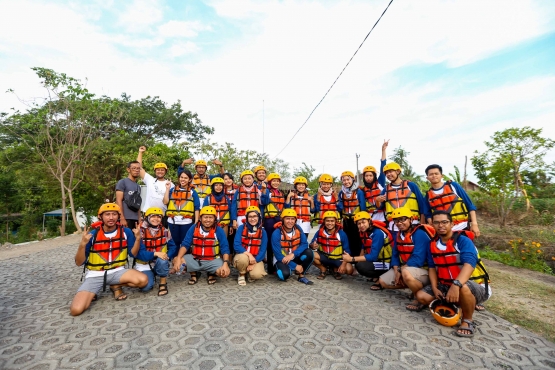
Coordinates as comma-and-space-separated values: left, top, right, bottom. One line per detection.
297, 277, 314, 285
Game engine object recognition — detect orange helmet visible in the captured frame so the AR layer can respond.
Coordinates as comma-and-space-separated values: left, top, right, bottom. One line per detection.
429, 299, 461, 327
98, 203, 121, 217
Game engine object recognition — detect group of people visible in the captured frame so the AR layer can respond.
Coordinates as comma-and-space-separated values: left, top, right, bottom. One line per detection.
70, 141, 491, 338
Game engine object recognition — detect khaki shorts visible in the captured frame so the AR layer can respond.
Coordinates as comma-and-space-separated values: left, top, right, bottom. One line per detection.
380, 266, 429, 286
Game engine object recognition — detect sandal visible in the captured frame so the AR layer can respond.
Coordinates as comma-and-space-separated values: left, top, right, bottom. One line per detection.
158, 283, 168, 296
333, 272, 343, 280
475, 304, 486, 312
370, 283, 383, 291
456, 319, 476, 337
317, 271, 327, 280
207, 274, 217, 285
237, 276, 246, 286
405, 301, 424, 312
110, 285, 127, 301
188, 272, 199, 285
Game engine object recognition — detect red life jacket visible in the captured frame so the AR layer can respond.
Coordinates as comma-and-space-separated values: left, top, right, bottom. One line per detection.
279, 226, 302, 256
236, 186, 260, 217
430, 232, 489, 288
265, 189, 285, 218
362, 182, 382, 212
291, 191, 311, 222
190, 224, 220, 260
341, 191, 360, 216
315, 226, 343, 259
359, 222, 392, 263
313, 194, 338, 223
225, 184, 238, 203
385, 180, 419, 221
192, 174, 211, 198
396, 224, 435, 265
86, 226, 128, 271
141, 226, 168, 253
427, 181, 469, 223
207, 195, 230, 225
241, 226, 263, 256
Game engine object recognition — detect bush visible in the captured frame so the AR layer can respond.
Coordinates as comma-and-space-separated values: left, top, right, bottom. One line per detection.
479, 238, 554, 275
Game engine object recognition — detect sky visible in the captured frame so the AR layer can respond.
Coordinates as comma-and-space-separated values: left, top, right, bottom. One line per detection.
1, 0, 555, 181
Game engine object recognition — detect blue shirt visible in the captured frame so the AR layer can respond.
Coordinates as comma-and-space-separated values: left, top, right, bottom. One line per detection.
180, 225, 231, 255
361, 227, 389, 262
310, 227, 351, 255
392, 227, 431, 268
271, 225, 309, 269
233, 225, 268, 263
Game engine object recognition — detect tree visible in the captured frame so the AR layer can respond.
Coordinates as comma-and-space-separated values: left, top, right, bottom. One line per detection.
293, 163, 319, 193
471, 127, 555, 227
389, 146, 429, 193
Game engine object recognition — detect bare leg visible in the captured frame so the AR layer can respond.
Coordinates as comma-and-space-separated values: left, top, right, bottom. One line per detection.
69, 291, 96, 316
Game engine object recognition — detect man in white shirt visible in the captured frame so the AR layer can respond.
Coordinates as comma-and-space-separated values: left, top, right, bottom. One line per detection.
137, 146, 174, 213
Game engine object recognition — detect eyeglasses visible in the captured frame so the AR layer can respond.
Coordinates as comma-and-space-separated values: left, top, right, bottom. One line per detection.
393, 217, 409, 224
432, 220, 451, 226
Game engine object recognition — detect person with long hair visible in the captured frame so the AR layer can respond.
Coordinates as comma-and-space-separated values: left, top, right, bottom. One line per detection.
285, 176, 314, 237
360, 140, 388, 222
223, 172, 238, 253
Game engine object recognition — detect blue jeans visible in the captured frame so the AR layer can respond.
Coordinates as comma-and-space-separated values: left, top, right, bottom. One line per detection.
168, 223, 194, 249
275, 249, 314, 281
140, 258, 170, 292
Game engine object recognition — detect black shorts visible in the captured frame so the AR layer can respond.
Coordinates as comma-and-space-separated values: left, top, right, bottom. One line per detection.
318, 253, 342, 268
422, 281, 489, 305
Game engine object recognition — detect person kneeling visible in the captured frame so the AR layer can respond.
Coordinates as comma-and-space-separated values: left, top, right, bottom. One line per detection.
134, 207, 177, 296
310, 211, 353, 280
343, 211, 392, 290
415, 211, 491, 337
173, 206, 231, 285
271, 209, 314, 285
69, 203, 148, 316
378, 207, 435, 309
233, 206, 268, 285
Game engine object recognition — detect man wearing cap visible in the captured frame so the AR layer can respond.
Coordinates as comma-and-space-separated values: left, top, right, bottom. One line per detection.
310, 211, 353, 279
178, 157, 226, 207
271, 209, 314, 285
233, 206, 268, 285
69, 203, 148, 316
137, 146, 173, 216
378, 207, 435, 310
174, 206, 231, 285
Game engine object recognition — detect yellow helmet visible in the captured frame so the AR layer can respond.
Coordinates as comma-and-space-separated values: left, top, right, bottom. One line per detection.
390, 207, 413, 219
319, 173, 333, 183
383, 162, 401, 172
153, 162, 168, 170
281, 209, 297, 219
266, 173, 281, 182
294, 176, 308, 185
429, 299, 462, 327
341, 171, 355, 179
195, 160, 208, 168
322, 211, 339, 220
353, 211, 371, 223
145, 207, 164, 217
200, 206, 217, 217
363, 166, 377, 174
245, 206, 261, 215
98, 203, 121, 217
253, 165, 266, 174
210, 177, 224, 185
240, 170, 255, 180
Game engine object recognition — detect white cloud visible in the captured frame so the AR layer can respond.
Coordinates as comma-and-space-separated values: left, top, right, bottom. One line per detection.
159, 20, 210, 38
118, 0, 164, 33
169, 41, 200, 57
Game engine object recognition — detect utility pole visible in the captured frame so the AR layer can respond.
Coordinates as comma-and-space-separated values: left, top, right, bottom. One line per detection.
355, 153, 360, 184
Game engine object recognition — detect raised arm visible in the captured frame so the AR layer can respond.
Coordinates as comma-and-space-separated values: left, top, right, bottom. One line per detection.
137, 146, 147, 179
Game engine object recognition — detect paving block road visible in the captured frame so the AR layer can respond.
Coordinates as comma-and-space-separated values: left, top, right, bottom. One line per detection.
1, 235, 555, 369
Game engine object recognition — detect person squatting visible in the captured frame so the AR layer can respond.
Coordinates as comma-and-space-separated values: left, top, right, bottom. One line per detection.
71, 142, 490, 337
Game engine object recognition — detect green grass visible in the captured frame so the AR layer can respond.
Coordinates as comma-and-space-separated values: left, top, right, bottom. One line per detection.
486, 303, 555, 343
479, 246, 554, 275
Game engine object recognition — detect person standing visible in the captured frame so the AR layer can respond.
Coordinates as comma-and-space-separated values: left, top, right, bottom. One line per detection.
285, 176, 315, 237
261, 173, 285, 274
312, 174, 340, 224
115, 161, 143, 230
231, 170, 265, 229
178, 158, 225, 207
136, 146, 173, 214
253, 165, 268, 189
223, 173, 238, 253
204, 177, 231, 238
337, 171, 366, 257
360, 140, 388, 222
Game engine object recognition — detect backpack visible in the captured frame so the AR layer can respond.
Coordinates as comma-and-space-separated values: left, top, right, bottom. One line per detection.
124, 183, 142, 212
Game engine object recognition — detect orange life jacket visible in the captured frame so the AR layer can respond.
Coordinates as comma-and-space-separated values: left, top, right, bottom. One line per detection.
265, 189, 285, 218
385, 180, 420, 221
427, 181, 469, 223
141, 226, 168, 253
86, 226, 128, 271
207, 195, 230, 226
291, 191, 311, 222
430, 232, 489, 289
241, 226, 263, 256
236, 186, 260, 217
362, 182, 382, 213
193, 174, 211, 198
190, 224, 220, 260
166, 186, 195, 218
225, 184, 238, 203
313, 194, 339, 223
396, 224, 435, 265
279, 226, 302, 256
315, 226, 343, 259
360, 221, 393, 263
341, 190, 360, 217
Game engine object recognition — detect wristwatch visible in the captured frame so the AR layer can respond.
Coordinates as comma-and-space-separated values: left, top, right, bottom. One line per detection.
452, 280, 463, 288
223, 260, 230, 265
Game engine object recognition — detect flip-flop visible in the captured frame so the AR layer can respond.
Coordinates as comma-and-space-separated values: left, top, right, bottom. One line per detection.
110, 286, 127, 301
475, 304, 486, 311
317, 271, 327, 280
370, 283, 383, 291
456, 319, 476, 337
405, 301, 424, 312
333, 272, 343, 280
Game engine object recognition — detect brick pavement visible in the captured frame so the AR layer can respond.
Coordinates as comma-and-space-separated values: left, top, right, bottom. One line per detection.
1, 237, 555, 369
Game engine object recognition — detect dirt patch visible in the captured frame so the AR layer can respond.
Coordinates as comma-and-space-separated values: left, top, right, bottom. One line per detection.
0, 234, 81, 261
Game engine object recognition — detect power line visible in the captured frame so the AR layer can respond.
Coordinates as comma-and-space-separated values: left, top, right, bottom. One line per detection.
274, 0, 395, 158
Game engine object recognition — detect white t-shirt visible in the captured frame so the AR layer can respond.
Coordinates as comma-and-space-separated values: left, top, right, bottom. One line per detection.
85, 229, 127, 279
296, 219, 311, 233
141, 172, 173, 212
